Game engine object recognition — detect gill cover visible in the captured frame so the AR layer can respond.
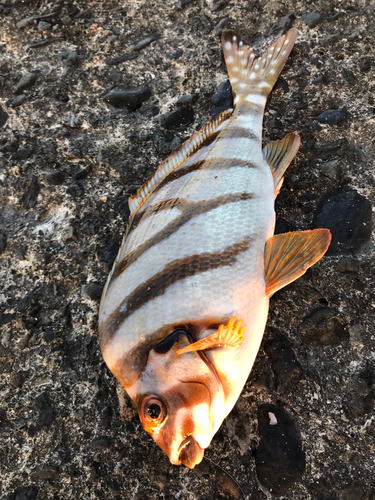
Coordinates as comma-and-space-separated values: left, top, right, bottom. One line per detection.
134, 329, 224, 468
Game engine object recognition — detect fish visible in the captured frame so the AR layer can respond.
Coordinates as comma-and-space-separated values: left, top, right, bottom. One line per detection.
98, 27, 331, 469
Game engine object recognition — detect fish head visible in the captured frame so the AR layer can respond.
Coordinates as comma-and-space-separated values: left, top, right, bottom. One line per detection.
132, 328, 224, 468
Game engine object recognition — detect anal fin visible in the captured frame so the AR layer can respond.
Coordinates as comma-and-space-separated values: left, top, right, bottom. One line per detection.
265, 229, 331, 297
263, 132, 301, 194
177, 316, 245, 355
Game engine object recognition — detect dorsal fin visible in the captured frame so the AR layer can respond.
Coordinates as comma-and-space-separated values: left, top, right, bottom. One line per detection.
263, 132, 300, 191
128, 108, 233, 216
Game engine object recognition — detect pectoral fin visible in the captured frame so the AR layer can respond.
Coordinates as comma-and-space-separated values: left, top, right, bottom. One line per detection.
265, 229, 331, 297
177, 316, 245, 355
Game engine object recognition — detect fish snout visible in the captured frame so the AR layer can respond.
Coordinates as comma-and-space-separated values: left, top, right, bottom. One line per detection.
178, 436, 204, 468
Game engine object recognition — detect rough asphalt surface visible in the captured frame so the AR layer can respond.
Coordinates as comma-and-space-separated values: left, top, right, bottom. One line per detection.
0, 1, 374, 499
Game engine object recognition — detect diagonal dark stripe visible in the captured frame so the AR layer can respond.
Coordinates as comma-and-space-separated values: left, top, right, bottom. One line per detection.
101, 238, 250, 341
115, 192, 253, 279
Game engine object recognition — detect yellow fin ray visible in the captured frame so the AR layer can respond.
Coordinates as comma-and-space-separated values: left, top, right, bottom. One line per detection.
177, 316, 245, 355
263, 132, 301, 192
265, 229, 331, 297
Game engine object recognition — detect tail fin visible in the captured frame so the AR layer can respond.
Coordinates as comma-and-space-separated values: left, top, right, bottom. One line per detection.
221, 28, 298, 104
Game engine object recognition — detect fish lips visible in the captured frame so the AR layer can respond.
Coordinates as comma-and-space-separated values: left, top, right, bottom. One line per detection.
178, 435, 204, 468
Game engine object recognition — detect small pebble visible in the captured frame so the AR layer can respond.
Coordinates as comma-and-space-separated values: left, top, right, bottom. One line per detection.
38, 20, 52, 31
270, 15, 294, 36
134, 33, 161, 51
45, 170, 66, 185
0, 233, 7, 254
14, 71, 38, 94
177, 93, 199, 105
100, 243, 120, 271
316, 109, 349, 125
20, 174, 40, 209
11, 95, 26, 108
312, 75, 328, 84
153, 129, 182, 155
264, 335, 302, 392
300, 12, 322, 28
358, 57, 371, 73
157, 106, 194, 129
103, 86, 151, 110
168, 48, 183, 60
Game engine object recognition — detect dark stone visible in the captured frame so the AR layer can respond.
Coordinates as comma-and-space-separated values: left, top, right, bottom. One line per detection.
119, 200, 131, 222
45, 170, 66, 185
100, 243, 120, 271
28, 424, 37, 437
83, 283, 104, 301
108, 69, 122, 82
0, 106, 8, 128
7, 486, 38, 500
177, 93, 199, 105
358, 57, 371, 73
73, 164, 92, 180
32, 465, 59, 480
44, 329, 54, 342
342, 69, 356, 86
168, 48, 183, 60
264, 335, 302, 391
346, 364, 375, 419
301, 12, 322, 27
20, 174, 40, 208
316, 109, 349, 125
314, 138, 347, 160
312, 75, 328, 84
211, 81, 233, 118
35, 392, 54, 427
313, 189, 372, 255
256, 403, 306, 495
153, 129, 182, 155
270, 15, 294, 36
29, 37, 64, 48
0, 313, 14, 326
158, 106, 194, 129
106, 52, 139, 65
181, 0, 197, 7
11, 94, 26, 108
58, 49, 80, 68
209, 0, 228, 11
89, 436, 112, 449
134, 33, 161, 51
103, 86, 151, 110
320, 160, 341, 181
66, 182, 84, 198
298, 307, 349, 345
9, 371, 25, 388
291, 100, 308, 110
16, 147, 33, 160
14, 72, 38, 94
341, 481, 364, 500
0, 233, 7, 254
274, 219, 290, 234
38, 20, 52, 31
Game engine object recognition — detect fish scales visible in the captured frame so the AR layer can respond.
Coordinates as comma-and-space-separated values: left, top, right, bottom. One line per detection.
99, 27, 331, 468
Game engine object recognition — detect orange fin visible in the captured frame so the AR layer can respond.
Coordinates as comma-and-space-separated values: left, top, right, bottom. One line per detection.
265, 229, 332, 297
177, 316, 245, 355
263, 132, 300, 195
222, 28, 298, 101
128, 108, 233, 216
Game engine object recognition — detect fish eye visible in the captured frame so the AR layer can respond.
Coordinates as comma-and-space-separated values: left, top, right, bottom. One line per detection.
140, 396, 166, 426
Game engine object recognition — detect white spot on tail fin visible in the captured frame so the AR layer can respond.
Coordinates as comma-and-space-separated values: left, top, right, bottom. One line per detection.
234, 96, 241, 104
226, 41, 232, 50
239, 82, 247, 88
233, 35, 237, 41
227, 55, 234, 63
258, 81, 271, 88
270, 69, 275, 74
242, 69, 248, 75
250, 72, 256, 79
232, 66, 239, 71
230, 77, 239, 83
255, 64, 259, 70
241, 58, 247, 65
239, 40, 243, 47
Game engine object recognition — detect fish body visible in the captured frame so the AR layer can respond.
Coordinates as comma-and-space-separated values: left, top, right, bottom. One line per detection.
99, 28, 331, 468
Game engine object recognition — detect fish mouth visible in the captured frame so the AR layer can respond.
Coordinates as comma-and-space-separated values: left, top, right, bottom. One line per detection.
178, 435, 204, 468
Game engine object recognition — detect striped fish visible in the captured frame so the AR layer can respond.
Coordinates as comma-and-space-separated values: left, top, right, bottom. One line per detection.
99, 28, 331, 468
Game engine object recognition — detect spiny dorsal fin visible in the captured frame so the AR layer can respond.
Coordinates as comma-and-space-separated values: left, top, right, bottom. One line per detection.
177, 316, 245, 355
128, 108, 233, 215
221, 28, 298, 101
265, 229, 331, 297
263, 132, 300, 190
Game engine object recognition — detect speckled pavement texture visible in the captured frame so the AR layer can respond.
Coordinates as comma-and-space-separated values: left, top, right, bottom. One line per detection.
0, 1, 374, 499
